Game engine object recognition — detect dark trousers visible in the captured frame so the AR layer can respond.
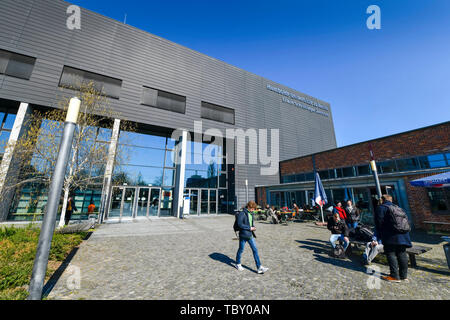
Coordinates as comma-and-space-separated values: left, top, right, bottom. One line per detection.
384, 244, 409, 280
65, 210, 73, 226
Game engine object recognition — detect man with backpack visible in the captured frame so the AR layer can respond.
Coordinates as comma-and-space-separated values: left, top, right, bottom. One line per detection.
234, 201, 269, 274
374, 194, 412, 283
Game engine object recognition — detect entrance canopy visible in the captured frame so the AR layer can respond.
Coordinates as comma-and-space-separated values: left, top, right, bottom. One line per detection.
410, 171, 450, 188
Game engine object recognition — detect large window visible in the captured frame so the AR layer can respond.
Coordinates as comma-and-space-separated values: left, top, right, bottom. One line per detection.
0, 112, 16, 157
113, 130, 175, 187
427, 187, 450, 214
59, 66, 122, 99
378, 161, 397, 173
396, 158, 420, 171
184, 139, 225, 189
8, 123, 111, 221
201, 101, 235, 125
141, 87, 186, 114
0, 49, 36, 80
419, 154, 447, 169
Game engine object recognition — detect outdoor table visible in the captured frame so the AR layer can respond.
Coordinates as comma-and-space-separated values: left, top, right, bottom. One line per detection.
279, 211, 293, 223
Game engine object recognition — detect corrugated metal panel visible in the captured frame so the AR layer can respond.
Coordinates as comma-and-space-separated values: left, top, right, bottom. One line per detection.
0, 0, 337, 208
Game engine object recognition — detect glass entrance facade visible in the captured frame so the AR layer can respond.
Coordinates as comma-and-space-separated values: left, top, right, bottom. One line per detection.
108, 186, 162, 218
184, 188, 218, 215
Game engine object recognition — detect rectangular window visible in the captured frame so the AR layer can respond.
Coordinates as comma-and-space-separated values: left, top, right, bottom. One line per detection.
141, 87, 186, 114
201, 101, 235, 125
319, 170, 329, 180
342, 167, 355, 177
304, 172, 314, 181
59, 66, 122, 99
379, 161, 396, 173
328, 169, 336, 179
0, 49, 36, 80
357, 165, 370, 176
427, 187, 450, 214
396, 158, 420, 172
419, 154, 448, 169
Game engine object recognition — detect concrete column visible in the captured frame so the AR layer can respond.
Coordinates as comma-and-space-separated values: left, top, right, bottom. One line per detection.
98, 119, 121, 223
172, 130, 187, 218
0, 102, 31, 221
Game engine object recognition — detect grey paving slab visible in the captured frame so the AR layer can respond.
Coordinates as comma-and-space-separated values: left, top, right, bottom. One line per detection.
47, 216, 450, 300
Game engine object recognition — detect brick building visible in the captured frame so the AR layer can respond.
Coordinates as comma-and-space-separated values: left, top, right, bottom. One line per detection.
256, 121, 450, 232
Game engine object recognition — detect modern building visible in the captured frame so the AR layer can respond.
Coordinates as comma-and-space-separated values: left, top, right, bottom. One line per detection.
256, 121, 450, 232
0, 0, 336, 222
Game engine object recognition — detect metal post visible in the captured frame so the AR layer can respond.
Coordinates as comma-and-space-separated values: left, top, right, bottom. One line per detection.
28, 98, 80, 300
370, 160, 383, 199
245, 179, 249, 204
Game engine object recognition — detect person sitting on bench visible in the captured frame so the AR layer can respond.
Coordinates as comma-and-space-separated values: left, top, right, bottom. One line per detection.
363, 230, 383, 265
327, 212, 350, 254
266, 205, 279, 224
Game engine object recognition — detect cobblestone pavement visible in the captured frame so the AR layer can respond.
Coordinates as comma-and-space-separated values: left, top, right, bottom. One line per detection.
47, 216, 450, 300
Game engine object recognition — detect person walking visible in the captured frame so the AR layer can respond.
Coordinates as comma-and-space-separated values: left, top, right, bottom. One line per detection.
235, 201, 269, 274
65, 196, 78, 226
374, 194, 412, 283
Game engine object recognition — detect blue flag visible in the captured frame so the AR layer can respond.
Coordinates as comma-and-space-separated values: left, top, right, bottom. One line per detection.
314, 172, 328, 207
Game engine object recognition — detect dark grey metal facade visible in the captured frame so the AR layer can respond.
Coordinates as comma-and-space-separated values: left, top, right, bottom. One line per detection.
0, 0, 337, 209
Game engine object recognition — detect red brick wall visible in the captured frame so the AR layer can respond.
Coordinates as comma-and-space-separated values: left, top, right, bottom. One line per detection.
405, 173, 450, 232
280, 122, 450, 175
256, 187, 267, 208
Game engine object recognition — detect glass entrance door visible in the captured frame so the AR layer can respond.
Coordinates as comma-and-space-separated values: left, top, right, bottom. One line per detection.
184, 189, 217, 215
209, 190, 217, 214
122, 188, 136, 217
189, 189, 199, 215
108, 186, 162, 219
109, 187, 124, 218
149, 188, 160, 216
201, 190, 209, 215
136, 188, 149, 217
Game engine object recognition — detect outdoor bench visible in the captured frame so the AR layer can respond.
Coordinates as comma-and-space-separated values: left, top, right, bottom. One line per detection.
349, 239, 432, 268
423, 221, 450, 234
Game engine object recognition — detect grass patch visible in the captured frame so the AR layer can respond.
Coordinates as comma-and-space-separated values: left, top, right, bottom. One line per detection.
0, 224, 88, 300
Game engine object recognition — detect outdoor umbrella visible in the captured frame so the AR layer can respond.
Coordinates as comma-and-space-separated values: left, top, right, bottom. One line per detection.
410, 171, 450, 188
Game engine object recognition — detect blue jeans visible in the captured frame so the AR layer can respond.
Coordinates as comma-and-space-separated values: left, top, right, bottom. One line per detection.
330, 234, 349, 250
347, 222, 358, 229
236, 237, 261, 269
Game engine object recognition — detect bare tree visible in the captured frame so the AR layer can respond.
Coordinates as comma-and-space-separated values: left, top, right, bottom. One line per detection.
2, 82, 134, 226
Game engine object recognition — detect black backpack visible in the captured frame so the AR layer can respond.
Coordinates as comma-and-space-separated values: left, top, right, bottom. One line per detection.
233, 211, 241, 233
355, 225, 374, 242
332, 244, 346, 259
385, 204, 411, 234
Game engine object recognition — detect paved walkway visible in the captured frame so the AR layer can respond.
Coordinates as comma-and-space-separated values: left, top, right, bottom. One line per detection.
47, 216, 450, 300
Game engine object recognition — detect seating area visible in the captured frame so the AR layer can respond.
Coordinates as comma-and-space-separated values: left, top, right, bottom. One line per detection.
349, 239, 432, 268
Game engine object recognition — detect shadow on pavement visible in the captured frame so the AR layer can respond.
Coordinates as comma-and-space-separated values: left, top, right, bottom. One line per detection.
42, 232, 93, 298
313, 253, 368, 274
209, 252, 235, 268
410, 230, 449, 245
296, 239, 330, 255
208, 252, 259, 274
